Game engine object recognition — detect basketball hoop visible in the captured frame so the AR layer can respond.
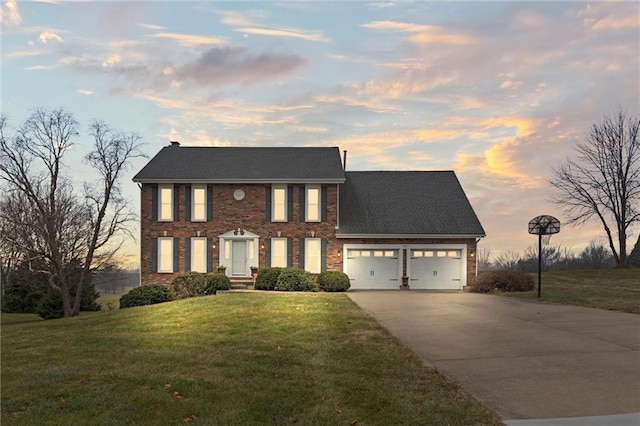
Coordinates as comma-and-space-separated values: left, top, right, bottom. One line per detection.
528, 215, 561, 298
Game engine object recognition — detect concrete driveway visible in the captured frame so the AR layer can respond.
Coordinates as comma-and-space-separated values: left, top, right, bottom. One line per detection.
347, 292, 640, 423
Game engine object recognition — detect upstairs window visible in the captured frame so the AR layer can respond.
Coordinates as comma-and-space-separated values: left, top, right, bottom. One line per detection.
306, 186, 320, 222
192, 186, 206, 221
159, 185, 173, 221
272, 186, 287, 222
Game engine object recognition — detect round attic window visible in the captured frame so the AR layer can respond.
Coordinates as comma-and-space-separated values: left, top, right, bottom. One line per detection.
233, 189, 245, 201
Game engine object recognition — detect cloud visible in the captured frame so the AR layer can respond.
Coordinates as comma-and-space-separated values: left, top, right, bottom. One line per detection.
4, 50, 45, 58
362, 20, 474, 45
176, 46, 306, 87
0, 0, 21, 26
235, 26, 329, 42
24, 65, 53, 70
137, 23, 164, 31
38, 30, 64, 43
78, 89, 93, 95
592, 14, 639, 31
102, 55, 121, 67
220, 9, 328, 42
149, 32, 226, 45
368, 2, 396, 9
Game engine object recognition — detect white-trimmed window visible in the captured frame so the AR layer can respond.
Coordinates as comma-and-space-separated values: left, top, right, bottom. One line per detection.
159, 185, 173, 221
271, 238, 287, 268
305, 238, 321, 274
272, 186, 287, 222
191, 237, 207, 273
192, 186, 206, 221
158, 237, 173, 273
306, 186, 320, 222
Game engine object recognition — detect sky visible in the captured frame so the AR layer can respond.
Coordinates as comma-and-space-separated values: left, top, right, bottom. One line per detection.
1, 0, 639, 266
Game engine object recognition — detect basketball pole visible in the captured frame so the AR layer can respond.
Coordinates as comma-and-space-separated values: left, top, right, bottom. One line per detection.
538, 229, 542, 298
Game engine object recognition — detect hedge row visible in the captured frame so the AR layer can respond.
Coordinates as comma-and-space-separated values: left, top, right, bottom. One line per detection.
119, 272, 230, 309
472, 270, 534, 293
255, 268, 350, 292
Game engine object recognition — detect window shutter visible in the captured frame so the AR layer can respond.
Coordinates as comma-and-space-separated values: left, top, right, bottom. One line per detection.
287, 237, 293, 267
299, 186, 306, 222
185, 185, 192, 222
151, 185, 158, 221
173, 237, 180, 272
151, 237, 158, 272
321, 185, 328, 222
299, 237, 305, 269
287, 186, 294, 222
265, 238, 271, 267
265, 187, 272, 221
206, 238, 213, 272
173, 184, 180, 221
207, 185, 214, 221
321, 238, 327, 272
185, 237, 191, 271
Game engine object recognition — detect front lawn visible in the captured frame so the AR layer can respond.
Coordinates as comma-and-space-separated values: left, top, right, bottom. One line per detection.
500, 269, 640, 313
1, 293, 500, 425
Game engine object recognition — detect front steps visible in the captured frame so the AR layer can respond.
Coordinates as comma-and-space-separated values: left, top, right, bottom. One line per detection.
229, 277, 255, 290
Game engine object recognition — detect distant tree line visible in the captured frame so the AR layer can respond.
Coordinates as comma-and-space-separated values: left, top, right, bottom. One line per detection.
476, 239, 638, 273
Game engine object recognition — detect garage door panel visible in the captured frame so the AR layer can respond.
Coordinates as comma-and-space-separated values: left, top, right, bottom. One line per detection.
346, 248, 400, 290
410, 249, 462, 290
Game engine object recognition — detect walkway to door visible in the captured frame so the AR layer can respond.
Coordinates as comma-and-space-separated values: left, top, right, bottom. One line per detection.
347, 292, 640, 423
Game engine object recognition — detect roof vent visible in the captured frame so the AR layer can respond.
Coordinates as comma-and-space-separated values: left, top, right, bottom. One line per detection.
170, 141, 181, 147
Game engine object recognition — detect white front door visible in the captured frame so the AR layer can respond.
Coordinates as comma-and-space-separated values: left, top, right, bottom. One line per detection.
231, 240, 247, 276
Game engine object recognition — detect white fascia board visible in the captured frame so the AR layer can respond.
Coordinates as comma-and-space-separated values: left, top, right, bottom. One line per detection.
132, 178, 345, 184
336, 233, 486, 239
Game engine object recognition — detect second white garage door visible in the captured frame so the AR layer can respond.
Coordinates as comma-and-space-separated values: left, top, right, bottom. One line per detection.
345, 248, 400, 289
409, 249, 462, 290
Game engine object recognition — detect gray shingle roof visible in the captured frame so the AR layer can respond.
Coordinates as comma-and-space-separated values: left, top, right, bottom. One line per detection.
133, 146, 345, 183
338, 171, 485, 236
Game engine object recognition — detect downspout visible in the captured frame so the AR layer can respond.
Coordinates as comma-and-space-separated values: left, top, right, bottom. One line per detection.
138, 182, 143, 287
475, 237, 482, 280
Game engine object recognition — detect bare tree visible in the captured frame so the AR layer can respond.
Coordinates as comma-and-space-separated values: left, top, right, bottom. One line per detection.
494, 251, 522, 271
0, 108, 144, 316
477, 247, 492, 272
579, 240, 614, 269
550, 109, 640, 268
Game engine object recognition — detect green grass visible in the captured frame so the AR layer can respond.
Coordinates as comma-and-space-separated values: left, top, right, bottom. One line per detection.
499, 269, 640, 313
1, 293, 500, 425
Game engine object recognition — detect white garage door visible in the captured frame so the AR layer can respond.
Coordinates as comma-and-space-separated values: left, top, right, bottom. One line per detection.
409, 249, 462, 290
346, 248, 400, 289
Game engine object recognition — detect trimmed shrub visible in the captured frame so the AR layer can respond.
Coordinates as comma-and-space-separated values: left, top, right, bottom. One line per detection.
317, 271, 351, 292
274, 267, 318, 292
473, 271, 535, 293
202, 273, 231, 294
255, 267, 283, 290
120, 285, 171, 309
170, 272, 208, 299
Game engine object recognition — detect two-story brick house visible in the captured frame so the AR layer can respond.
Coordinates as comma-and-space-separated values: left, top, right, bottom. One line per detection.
133, 143, 485, 290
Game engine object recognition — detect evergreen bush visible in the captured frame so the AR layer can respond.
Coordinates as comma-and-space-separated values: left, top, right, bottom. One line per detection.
274, 267, 318, 292
202, 273, 231, 294
317, 271, 350, 292
120, 285, 171, 308
255, 267, 283, 290
170, 272, 207, 299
